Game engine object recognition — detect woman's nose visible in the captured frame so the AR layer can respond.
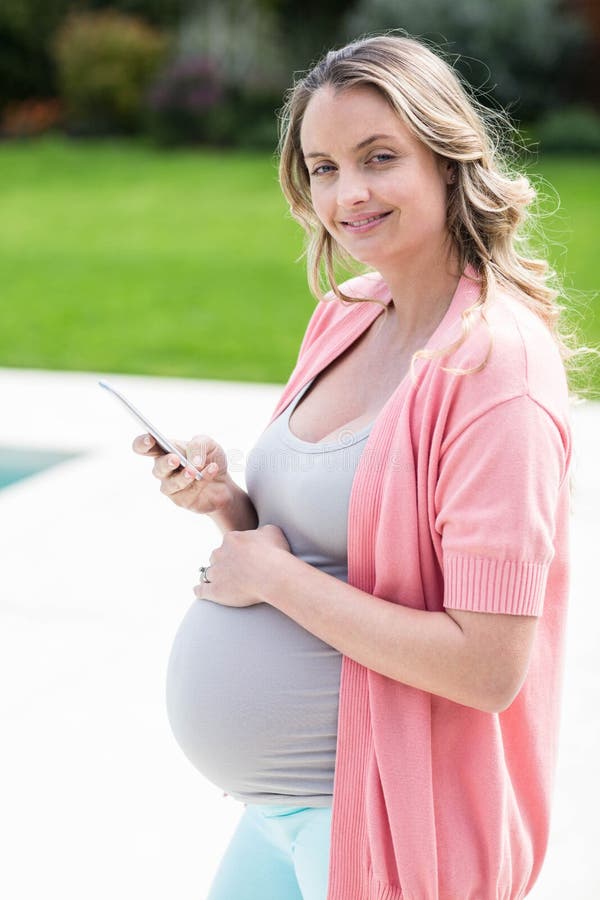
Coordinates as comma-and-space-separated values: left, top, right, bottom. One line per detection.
336, 168, 370, 207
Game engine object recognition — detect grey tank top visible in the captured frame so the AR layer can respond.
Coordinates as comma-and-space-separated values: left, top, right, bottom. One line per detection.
165, 377, 374, 806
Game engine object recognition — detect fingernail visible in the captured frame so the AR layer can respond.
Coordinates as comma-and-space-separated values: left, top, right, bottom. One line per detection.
144, 435, 152, 446
192, 455, 203, 466
169, 457, 179, 468
207, 463, 218, 473
184, 470, 193, 479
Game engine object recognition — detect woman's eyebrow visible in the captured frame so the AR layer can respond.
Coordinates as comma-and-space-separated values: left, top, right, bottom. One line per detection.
303, 133, 397, 160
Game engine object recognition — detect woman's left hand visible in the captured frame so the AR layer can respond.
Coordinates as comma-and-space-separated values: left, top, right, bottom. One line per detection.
194, 524, 292, 607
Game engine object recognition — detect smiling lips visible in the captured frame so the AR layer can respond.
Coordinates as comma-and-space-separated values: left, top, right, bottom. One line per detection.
340, 210, 393, 232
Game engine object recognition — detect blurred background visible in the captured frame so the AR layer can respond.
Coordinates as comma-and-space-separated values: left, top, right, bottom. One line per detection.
0, 0, 599, 393
1, 5, 599, 899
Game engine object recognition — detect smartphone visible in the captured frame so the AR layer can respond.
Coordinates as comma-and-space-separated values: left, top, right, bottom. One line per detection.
98, 380, 203, 479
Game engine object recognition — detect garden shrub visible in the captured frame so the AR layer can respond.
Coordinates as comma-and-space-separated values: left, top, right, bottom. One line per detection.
150, 0, 285, 149
177, 0, 288, 95
146, 56, 281, 150
0, 98, 63, 137
52, 10, 168, 134
145, 56, 235, 146
533, 106, 600, 154
0, 1, 186, 110
229, 92, 281, 150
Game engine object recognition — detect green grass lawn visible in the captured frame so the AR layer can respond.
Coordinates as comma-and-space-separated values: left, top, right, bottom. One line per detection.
1, 137, 598, 392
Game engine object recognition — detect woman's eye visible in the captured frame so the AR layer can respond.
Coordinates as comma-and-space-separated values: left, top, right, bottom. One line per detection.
311, 164, 335, 177
309, 154, 395, 177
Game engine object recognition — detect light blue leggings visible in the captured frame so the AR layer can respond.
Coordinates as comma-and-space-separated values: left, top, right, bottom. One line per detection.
206, 804, 333, 900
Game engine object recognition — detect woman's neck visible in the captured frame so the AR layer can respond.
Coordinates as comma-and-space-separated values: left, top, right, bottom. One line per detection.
377, 245, 462, 350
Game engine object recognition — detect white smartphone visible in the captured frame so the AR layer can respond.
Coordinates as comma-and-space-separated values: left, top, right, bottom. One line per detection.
98, 380, 203, 479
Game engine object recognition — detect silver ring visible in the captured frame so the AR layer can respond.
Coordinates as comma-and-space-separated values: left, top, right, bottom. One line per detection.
198, 565, 211, 584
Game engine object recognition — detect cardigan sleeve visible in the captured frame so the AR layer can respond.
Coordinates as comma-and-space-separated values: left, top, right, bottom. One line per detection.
434, 393, 569, 616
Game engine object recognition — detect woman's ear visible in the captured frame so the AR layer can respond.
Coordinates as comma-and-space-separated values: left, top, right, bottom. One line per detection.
445, 161, 457, 184
438, 157, 457, 185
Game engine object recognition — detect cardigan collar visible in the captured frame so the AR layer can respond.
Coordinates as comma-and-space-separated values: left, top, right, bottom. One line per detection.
268, 264, 481, 428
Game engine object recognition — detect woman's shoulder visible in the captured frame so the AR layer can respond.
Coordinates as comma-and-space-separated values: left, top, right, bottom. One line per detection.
489, 287, 567, 402
437, 282, 570, 426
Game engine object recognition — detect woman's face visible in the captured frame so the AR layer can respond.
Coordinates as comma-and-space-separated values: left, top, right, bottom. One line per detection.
299, 85, 454, 270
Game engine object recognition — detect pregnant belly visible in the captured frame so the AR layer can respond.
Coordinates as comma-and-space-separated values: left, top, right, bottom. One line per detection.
165, 599, 342, 798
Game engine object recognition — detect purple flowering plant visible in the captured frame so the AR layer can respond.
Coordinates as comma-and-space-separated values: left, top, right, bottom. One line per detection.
147, 56, 225, 115
145, 54, 238, 145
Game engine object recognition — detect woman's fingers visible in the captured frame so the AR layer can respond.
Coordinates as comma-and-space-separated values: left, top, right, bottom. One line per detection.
133, 433, 188, 461
186, 434, 214, 469
155, 457, 219, 497
152, 452, 182, 480
158, 456, 220, 496
133, 430, 226, 511
132, 433, 160, 455
159, 466, 198, 495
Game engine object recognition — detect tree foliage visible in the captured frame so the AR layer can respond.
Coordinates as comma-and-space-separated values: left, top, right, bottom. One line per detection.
342, 0, 590, 120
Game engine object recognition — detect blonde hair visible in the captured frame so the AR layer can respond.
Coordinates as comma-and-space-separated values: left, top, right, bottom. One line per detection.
277, 32, 596, 392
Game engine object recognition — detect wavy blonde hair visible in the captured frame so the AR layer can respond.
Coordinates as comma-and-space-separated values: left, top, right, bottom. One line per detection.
277, 32, 595, 391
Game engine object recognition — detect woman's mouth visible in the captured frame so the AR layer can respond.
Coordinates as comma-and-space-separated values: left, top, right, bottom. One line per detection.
340, 211, 393, 233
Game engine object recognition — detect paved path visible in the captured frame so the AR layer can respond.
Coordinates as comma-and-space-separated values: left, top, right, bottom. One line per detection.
0, 368, 598, 899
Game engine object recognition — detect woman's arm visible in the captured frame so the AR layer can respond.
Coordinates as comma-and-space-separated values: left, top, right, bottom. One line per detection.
197, 396, 561, 713
261, 549, 537, 713
209, 474, 259, 535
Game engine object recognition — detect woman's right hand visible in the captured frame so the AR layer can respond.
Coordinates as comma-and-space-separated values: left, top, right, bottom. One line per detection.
132, 433, 233, 516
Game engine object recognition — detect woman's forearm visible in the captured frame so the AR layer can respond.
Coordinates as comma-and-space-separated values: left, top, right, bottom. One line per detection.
209, 475, 259, 534
260, 549, 503, 713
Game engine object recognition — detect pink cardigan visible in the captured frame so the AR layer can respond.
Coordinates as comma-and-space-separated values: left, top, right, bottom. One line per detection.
267, 267, 572, 900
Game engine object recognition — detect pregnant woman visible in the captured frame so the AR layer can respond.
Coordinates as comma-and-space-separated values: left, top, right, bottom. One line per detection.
133, 33, 581, 900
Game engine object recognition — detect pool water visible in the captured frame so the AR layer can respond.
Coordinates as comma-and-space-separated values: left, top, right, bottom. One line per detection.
0, 447, 77, 490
